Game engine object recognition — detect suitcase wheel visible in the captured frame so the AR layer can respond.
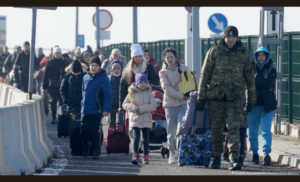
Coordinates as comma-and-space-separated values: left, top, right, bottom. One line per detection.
205, 165, 209, 168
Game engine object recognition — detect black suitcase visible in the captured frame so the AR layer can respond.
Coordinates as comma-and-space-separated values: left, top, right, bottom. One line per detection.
57, 105, 70, 137
70, 120, 104, 157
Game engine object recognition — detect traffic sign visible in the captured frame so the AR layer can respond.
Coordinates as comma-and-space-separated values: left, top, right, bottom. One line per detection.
185, 7, 192, 13
267, 11, 279, 35
95, 30, 110, 40
78, 35, 84, 48
208, 13, 228, 34
92, 9, 113, 30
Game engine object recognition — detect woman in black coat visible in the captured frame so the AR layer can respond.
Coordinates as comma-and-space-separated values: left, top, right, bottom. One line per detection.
248, 47, 277, 166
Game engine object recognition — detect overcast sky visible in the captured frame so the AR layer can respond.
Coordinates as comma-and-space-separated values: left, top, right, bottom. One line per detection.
0, 7, 299, 55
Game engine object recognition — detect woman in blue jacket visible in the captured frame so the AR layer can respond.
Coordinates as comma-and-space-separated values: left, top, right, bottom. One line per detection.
248, 47, 277, 166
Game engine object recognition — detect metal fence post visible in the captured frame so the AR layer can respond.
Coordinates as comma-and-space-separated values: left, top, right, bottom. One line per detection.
28, 7, 37, 99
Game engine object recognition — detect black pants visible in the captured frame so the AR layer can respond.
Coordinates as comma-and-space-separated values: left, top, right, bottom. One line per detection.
20, 74, 29, 93
81, 114, 102, 150
49, 91, 63, 121
132, 127, 149, 155
239, 128, 247, 156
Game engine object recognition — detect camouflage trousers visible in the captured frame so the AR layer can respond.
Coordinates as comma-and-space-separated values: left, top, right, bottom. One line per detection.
210, 99, 244, 160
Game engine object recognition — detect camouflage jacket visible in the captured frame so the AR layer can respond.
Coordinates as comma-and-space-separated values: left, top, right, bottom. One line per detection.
198, 39, 256, 104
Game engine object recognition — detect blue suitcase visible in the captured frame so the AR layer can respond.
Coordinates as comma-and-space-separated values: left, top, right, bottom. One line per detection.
178, 109, 212, 167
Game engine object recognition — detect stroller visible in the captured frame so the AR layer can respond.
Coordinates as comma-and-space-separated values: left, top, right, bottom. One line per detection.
138, 90, 169, 158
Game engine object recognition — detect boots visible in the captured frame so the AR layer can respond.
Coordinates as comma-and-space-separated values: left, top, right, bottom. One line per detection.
238, 156, 244, 166
82, 142, 91, 157
263, 154, 271, 166
93, 148, 100, 160
211, 156, 221, 169
252, 154, 260, 164
228, 159, 242, 170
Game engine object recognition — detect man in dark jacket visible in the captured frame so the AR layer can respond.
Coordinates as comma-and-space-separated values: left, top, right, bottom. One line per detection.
43, 46, 69, 124
3, 46, 21, 85
13, 41, 39, 92
60, 59, 85, 115
0, 46, 10, 79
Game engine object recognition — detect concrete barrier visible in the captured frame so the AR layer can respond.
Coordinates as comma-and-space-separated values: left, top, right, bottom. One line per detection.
0, 83, 54, 175
0, 106, 33, 175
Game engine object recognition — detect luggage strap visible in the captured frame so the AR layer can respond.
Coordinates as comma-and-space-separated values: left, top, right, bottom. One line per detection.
192, 108, 207, 134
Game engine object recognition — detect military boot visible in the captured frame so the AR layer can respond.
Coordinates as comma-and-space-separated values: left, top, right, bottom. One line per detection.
228, 159, 242, 170
211, 156, 221, 169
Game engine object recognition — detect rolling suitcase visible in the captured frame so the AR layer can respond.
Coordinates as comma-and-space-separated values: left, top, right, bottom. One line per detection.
69, 114, 103, 157
105, 112, 130, 155
57, 104, 70, 137
178, 109, 212, 168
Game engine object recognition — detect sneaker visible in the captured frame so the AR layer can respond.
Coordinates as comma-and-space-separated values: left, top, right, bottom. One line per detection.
168, 153, 176, 164
132, 153, 139, 165
142, 154, 149, 164
252, 154, 260, 164
263, 154, 271, 166
82, 142, 91, 157
211, 156, 221, 169
238, 156, 244, 166
93, 148, 100, 160
228, 159, 242, 171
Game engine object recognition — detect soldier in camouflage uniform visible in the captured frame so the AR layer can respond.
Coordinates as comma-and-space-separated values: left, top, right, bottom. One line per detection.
195, 26, 256, 171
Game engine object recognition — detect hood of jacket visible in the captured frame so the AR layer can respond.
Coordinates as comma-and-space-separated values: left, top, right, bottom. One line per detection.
152, 90, 163, 101
110, 59, 124, 70
128, 82, 151, 94
253, 47, 271, 70
65, 62, 88, 72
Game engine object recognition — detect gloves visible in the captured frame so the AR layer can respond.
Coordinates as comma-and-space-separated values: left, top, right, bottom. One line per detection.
195, 99, 206, 111
244, 103, 254, 113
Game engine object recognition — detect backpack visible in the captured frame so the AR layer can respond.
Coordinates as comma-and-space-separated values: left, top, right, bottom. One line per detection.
178, 70, 198, 97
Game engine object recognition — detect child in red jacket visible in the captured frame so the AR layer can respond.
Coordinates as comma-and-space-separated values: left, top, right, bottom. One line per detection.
151, 91, 167, 130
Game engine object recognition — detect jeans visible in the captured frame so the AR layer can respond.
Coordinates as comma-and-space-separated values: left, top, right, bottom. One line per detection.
35, 79, 42, 95
132, 127, 149, 155
81, 114, 102, 150
153, 120, 167, 131
248, 106, 274, 156
165, 104, 187, 154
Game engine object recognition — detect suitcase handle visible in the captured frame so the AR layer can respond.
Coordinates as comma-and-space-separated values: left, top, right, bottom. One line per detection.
192, 108, 207, 134
113, 112, 126, 135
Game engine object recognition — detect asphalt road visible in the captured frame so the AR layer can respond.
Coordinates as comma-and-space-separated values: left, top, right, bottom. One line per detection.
36, 114, 300, 176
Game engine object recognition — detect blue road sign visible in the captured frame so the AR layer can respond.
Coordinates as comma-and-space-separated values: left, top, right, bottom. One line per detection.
208, 13, 228, 34
78, 35, 84, 48
185, 7, 192, 12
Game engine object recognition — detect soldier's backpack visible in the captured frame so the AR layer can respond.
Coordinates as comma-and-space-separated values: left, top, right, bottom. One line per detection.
178, 70, 198, 97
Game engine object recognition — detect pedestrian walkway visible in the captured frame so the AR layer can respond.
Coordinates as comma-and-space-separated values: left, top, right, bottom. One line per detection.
247, 133, 300, 169
34, 112, 300, 175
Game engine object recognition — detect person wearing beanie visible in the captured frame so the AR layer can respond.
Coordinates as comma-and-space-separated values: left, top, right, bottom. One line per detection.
107, 59, 124, 127
119, 44, 161, 113
196, 25, 255, 171
75, 47, 81, 60
122, 72, 156, 165
151, 90, 167, 130
101, 48, 121, 75
81, 55, 112, 160
43, 45, 70, 124
60, 59, 86, 117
